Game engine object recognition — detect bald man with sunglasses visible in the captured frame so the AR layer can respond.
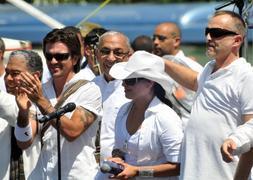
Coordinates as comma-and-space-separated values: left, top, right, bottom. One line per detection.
162, 10, 253, 180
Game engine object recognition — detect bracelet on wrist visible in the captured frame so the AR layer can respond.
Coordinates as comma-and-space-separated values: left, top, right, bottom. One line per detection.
138, 167, 154, 178
14, 122, 32, 142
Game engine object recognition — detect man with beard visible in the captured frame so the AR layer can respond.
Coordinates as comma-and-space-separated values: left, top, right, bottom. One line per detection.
162, 10, 253, 180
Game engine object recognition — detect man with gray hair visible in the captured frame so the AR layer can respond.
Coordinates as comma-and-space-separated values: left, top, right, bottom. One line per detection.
93, 31, 132, 179
0, 50, 42, 179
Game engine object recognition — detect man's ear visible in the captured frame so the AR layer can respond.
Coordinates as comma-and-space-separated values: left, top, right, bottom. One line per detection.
233, 35, 244, 47
174, 37, 181, 49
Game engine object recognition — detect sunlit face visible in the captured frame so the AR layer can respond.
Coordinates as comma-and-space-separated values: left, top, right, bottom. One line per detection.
97, 35, 130, 81
4, 55, 28, 95
153, 24, 177, 57
45, 42, 77, 81
122, 78, 153, 100
205, 14, 239, 60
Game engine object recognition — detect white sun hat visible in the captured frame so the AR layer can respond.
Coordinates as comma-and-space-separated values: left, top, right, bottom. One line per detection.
109, 50, 174, 97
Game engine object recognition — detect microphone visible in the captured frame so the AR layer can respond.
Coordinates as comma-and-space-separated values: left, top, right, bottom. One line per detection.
100, 160, 124, 175
38, 103, 76, 123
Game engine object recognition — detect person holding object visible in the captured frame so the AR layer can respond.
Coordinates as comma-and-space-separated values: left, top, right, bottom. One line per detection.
14, 28, 102, 179
93, 31, 132, 170
162, 10, 253, 180
106, 51, 183, 179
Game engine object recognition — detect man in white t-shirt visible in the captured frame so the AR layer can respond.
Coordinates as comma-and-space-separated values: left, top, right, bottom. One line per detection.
153, 22, 203, 128
163, 11, 253, 180
93, 31, 132, 179
1, 50, 42, 179
14, 28, 102, 179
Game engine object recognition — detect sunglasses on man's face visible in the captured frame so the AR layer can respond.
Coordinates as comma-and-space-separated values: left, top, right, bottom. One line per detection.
45, 52, 70, 61
123, 78, 145, 86
205, 27, 238, 38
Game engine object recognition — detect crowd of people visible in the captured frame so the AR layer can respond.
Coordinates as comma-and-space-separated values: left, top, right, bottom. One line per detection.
0, 9, 253, 180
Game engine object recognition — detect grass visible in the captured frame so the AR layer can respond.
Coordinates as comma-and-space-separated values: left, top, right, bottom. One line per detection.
181, 44, 253, 66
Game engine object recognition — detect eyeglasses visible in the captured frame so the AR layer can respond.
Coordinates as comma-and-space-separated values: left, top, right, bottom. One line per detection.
123, 78, 145, 86
45, 52, 70, 61
205, 27, 238, 38
99, 48, 129, 59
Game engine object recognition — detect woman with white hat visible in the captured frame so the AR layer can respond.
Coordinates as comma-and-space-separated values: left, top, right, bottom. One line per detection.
104, 51, 183, 179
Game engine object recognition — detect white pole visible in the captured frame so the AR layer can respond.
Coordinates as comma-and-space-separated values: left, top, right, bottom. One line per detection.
6, 0, 65, 29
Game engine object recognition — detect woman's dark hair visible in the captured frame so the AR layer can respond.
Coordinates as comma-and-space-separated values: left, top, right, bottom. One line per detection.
154, 83, 182, 117
154, 83, 172, 108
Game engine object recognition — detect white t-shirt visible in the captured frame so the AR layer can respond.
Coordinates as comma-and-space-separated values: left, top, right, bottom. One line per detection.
78, 60, 96, 81
78, 65, 96, 81
30, 73, 102, 180
180, 58, 253, 180
163, 50, 203, 129
114, 97, 183, 180
0, 85, 40, 180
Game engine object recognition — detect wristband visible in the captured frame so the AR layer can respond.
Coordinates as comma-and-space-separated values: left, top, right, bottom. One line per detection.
138, 168, 154, 178
14, 122, 32, 142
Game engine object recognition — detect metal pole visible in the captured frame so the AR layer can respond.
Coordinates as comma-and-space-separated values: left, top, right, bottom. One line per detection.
6, 0, 65, 29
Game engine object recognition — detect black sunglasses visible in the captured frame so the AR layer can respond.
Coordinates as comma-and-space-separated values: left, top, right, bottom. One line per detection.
205, 27, 238, 38
45, 52, 70, 61
123, 78, 145, 86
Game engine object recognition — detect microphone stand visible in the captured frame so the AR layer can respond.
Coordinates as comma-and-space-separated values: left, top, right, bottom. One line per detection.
215, 0, 244, 14
56, 117, 61, 180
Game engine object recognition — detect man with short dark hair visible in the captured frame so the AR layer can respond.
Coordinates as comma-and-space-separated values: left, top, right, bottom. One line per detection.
131, 35, 153, 53
14, 28, 102, 179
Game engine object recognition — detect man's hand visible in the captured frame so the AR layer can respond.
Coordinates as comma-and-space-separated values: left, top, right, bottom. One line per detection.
19, 72, 44, 103
221, 138, 237, 163
16, 85, 31, 112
